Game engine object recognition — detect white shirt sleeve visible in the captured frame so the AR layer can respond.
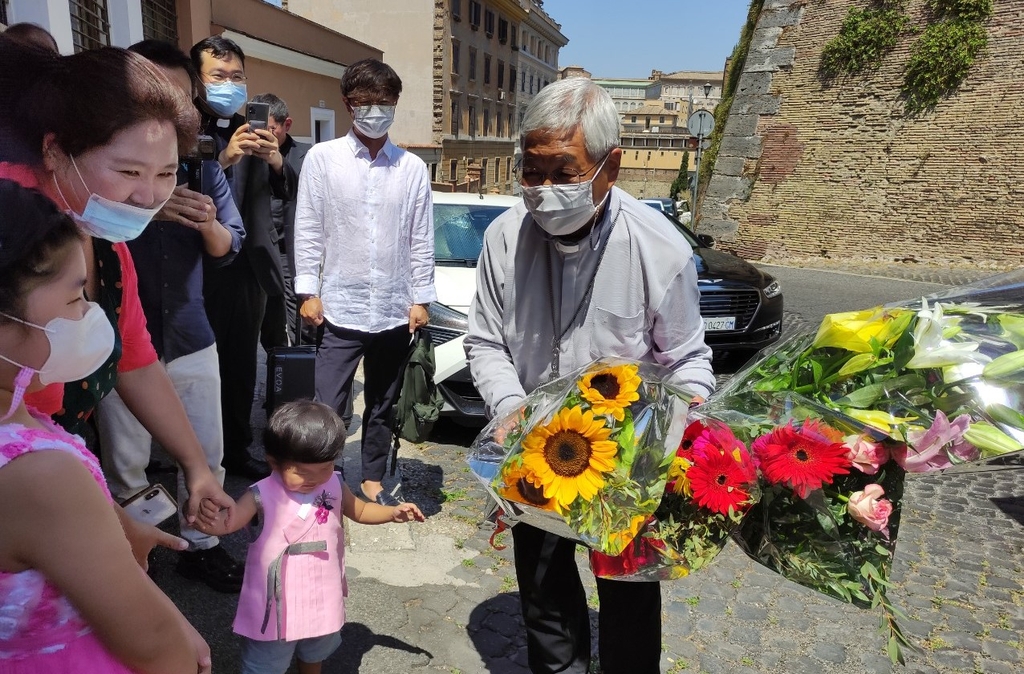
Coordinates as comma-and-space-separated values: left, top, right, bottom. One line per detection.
293, 149, 325, 297
650, 257, 716, 397
408, 166, 437, 305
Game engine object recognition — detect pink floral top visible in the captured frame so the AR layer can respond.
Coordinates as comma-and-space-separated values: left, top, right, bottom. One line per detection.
0, 412, 131, 673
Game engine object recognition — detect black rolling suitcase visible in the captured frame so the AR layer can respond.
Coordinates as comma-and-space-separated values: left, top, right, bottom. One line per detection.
266, 316, 317, 413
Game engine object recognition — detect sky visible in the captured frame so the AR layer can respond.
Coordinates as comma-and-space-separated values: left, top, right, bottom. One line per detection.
541, 1, 752, 78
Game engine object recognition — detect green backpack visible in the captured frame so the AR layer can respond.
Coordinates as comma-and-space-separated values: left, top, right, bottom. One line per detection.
391, 330, 445, 447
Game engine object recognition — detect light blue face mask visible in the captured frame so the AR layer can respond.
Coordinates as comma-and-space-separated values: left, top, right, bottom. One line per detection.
205, 81, 248, 118
53, 156, 168, 243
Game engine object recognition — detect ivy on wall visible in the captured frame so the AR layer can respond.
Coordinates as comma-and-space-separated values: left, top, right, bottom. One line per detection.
818, 0, 992, 115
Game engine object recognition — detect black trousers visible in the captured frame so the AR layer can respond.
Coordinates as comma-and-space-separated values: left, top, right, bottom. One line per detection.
260, 246, 293, 350
314, 322, 409, 483
512, 523, 662, 674
204, 258, 266, 465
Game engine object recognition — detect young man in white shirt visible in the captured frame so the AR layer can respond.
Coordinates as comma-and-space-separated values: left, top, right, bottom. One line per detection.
293, 59, 435, 506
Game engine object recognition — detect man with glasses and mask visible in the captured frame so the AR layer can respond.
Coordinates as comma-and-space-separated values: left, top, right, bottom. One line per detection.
465, 77, 715, 674
294, 59, 435, 507
189, 36, 294, 481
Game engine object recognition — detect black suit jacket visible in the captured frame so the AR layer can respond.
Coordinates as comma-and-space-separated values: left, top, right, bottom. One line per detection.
279, 135, 311, 278
203, 113, 293, 296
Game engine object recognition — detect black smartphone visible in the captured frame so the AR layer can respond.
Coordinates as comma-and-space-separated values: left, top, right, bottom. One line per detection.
196, 134, 217, 160
180, 156, 202, 191
246, 101, 270, 132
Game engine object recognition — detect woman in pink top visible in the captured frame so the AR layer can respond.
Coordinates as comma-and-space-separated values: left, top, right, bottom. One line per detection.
196, 400, 424, 674
0, 180, 209, 673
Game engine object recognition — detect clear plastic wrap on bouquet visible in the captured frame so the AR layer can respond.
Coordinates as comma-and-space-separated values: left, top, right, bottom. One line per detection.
466, 359, 693, 556
717, 269, 1024, 475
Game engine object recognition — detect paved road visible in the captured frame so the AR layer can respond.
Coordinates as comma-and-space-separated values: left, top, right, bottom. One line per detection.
149, 264, 1023, 674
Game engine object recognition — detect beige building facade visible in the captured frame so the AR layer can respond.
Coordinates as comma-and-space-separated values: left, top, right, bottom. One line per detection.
617, 102, 694, 200
514, 1, 568, 140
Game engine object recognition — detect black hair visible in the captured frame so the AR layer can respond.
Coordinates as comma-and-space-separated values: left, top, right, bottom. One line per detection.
129, 39, 200, 98
340, 58, 402, 101
251, 93, 289, 124
263, 400, 346, 464
190, 35, 245, 74
1, 22, 59, 53
0, 180, 83, 323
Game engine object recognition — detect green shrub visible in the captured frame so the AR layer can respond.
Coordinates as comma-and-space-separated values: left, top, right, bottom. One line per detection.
820, 5, 910, 78
902, 19, 987, 113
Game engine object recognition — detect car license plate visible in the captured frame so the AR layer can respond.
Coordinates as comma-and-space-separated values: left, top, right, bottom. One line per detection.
703, 316, 736, 331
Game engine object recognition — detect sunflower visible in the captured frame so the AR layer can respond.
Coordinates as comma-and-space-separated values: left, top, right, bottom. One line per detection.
751, 421, 852, 498
522, 406, 619, 510
497, 461, 556, 511
578, 364, 642, 421
687, 446, 756, 515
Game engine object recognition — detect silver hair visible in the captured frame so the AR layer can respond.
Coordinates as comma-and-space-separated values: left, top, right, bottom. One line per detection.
520, 78, 620, 161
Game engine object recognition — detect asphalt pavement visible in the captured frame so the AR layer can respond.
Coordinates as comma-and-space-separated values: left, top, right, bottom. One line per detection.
148, 262, 1024, 674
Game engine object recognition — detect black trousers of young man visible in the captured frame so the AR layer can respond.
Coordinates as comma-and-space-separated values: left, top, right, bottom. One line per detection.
314, 322, 409, 482
512, 522, 662, 674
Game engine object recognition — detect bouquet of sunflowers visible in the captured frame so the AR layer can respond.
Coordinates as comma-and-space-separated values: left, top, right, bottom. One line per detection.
467, 359, 693, 555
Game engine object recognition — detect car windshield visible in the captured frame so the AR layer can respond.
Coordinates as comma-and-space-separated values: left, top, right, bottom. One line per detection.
434, 203, 510, 264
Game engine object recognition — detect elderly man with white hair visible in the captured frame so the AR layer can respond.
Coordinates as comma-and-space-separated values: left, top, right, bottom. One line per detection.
465, 78, 715, 673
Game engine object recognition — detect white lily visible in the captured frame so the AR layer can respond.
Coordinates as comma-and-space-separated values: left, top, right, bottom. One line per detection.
905, 299, 992, 369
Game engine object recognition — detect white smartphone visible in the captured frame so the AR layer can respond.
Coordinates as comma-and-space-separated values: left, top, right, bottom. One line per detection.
121, 484, 178, 527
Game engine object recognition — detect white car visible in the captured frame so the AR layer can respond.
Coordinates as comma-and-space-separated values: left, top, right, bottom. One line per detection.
426, 192, 522, 420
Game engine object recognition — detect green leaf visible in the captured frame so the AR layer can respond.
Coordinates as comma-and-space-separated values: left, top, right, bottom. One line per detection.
986, 403, 1024, 432
887, 635, 901, 664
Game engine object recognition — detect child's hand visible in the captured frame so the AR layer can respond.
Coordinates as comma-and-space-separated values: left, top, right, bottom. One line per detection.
195, 497, 226, 531
392, 502, 425, 523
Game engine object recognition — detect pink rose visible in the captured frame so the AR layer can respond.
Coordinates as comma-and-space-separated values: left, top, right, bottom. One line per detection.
844, 434, 890, 475
847, 484, 893, 539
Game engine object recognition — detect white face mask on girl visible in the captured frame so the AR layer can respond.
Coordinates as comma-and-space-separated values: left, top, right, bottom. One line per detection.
0, 303, 115, 421
351, 105, 396, 139
53, 156, 168, 243
522, 155, 610, 238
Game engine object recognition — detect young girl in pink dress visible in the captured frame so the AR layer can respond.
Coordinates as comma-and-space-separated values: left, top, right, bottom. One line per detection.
196, 400, 424, 674
0, 179, 208, 673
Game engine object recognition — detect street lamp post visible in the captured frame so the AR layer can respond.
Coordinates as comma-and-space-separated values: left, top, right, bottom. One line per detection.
688, 85, 715, 225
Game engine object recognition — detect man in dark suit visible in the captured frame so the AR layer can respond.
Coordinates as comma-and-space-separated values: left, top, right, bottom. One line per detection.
190, 35, 294, 480
253, 93, 311, 348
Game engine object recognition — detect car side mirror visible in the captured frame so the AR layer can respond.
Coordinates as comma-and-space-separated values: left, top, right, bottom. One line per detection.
696, 234, 715, 248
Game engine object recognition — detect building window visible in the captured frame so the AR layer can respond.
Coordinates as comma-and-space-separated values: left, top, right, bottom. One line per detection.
481, 158, 488, 186
528, 75, 534, 94
469, 104, 476, 137
498, 17, 508, 44
483, 54, 491, 84
483, 107, 490, 136
631, 116, 637, 123
506, 157, 512, 183
0, 1, 7, 25
452, 0, 461, 20
542, 80, 548, 89
450, 98, 459, 135
510, 25, 518, 50
659, 116, 665, 124
141, 0, 178, 42
484, 9, 494, 37
69, 0, 111, 52
449, 159, 458, 182
509, 67, 517, 92
451, 40, 460, 74
496, 111, 502, 138
468, 48, 477, 80
469, 0, 481, 28
497, 60, 505, 89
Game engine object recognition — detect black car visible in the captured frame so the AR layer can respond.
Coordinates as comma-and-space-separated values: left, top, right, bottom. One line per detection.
662, 212, 784, 357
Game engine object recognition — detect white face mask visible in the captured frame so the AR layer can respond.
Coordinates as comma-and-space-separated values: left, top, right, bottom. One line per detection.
522, 155, 610, 237
0, 303, 115, 421
53, 156, 168, 243
351, 105, 396, 139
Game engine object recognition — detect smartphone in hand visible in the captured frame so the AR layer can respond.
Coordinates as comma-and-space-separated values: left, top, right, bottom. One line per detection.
245, 101, 270, 132
180, 156, 203, 192
121, 484, 178, 527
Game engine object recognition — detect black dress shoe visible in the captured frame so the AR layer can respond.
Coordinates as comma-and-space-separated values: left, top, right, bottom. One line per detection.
223, 456, 272, 481
175, 544, 244, 593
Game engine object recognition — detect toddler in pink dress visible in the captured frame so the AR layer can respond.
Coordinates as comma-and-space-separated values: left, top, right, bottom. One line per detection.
196, 400, 424, 674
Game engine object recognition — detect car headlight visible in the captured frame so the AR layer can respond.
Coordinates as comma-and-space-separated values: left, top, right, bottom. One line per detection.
762, 279, 782, 299
427, 302, 469, 332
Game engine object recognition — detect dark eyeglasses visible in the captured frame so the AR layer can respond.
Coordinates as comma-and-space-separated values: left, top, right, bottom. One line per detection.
514, 153, 608, 187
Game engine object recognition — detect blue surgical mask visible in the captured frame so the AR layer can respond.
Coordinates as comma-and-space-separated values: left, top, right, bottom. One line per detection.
205, 81, 248, 118
53, 156, 168, 243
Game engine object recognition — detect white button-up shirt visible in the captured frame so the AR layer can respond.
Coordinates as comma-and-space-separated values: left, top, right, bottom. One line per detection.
293, 130, 436, 332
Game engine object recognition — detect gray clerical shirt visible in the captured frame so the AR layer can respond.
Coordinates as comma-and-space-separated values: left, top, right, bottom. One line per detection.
465, 186, 715, 420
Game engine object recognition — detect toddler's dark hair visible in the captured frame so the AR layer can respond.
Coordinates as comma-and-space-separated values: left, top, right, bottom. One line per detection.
263, 400, 346, 464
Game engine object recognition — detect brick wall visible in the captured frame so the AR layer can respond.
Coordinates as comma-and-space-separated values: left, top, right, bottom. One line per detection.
700, 0, 1024, 267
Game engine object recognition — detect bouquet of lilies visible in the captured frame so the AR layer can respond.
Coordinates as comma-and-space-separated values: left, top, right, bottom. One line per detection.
467, 359, 693, 555
717, 269, 1024, 474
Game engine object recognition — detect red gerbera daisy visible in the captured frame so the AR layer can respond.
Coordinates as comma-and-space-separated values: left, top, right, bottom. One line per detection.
751, 420, 852, 498
677, 420, 707, 461
687, 446, 757, 515
692, 422, 746, 457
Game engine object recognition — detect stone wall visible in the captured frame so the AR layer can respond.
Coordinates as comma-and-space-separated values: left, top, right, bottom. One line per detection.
700, 0, 1024, 266
616, 167, 677, 201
